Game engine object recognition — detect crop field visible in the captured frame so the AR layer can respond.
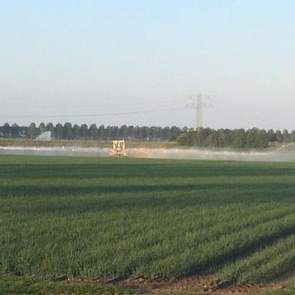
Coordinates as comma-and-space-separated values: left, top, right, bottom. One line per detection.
1, 155, 295, 292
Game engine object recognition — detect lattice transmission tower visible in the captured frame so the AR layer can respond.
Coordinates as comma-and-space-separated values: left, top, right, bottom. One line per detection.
187, 94, 212, 130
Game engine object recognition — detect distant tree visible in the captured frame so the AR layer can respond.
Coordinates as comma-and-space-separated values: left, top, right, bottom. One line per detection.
223, 129, 233, 147
170, 126, 181, 141
46, 123, 55, 138
55, 123, 64, 140
89, 124, 98, 139
216, 129, 226, 148
149, 126, 157, 140
80, 124, 89, 139
104, 126, 112, 139
195, 128, 211, 147
141, 126, 150, 140
232, 129, 246, 149
177, 132, 194, 146
72, 124, 81, 139
267, 129, 276, 142
11, 123, 20, 138
98, 125, 105, 139
245, 128, 268, 148
283, 129, 290, 143
112, 126, 120, 139
246, 128, 257, 148
64, 122, 73, 140
2, 123, 11, 137
119, 125, 128, 139
256, 129, 269, 148
126, 126, 134, 139
27, 123, 38, 139
177, 127, 269, 149
276, 130, 283, 143
205, 130, 219, 147
39, 122, 46, 134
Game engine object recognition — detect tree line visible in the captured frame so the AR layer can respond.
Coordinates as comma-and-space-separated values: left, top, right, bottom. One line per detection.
177, 128, 295, 149
0, 122, 184, 141
1, 123, 294, 148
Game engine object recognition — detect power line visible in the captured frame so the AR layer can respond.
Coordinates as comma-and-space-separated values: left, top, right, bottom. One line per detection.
0, 106, 186, 119
2, 99, 183, 109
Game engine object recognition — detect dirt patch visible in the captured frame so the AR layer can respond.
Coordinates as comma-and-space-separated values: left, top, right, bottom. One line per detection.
118, 276, 290, 294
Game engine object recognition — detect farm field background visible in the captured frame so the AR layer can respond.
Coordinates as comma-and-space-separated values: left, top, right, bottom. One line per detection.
1, 155, 295, 293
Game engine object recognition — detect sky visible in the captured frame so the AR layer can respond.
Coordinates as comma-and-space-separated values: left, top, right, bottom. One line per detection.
0, 0, 295, 129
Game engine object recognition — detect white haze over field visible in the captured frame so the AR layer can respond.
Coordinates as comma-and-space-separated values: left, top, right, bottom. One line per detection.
1, 146, 295, 163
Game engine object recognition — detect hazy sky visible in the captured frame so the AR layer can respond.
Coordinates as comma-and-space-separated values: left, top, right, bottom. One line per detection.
1, 1, 295, 129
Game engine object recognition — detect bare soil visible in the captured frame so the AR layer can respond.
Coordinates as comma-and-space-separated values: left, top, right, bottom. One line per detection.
117, 276, 290, 294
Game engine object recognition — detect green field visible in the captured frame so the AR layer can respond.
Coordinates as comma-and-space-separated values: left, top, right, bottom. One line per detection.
1, 155, 295, 293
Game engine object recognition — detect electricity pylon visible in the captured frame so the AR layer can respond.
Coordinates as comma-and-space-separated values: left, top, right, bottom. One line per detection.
187, 94, 212, 130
